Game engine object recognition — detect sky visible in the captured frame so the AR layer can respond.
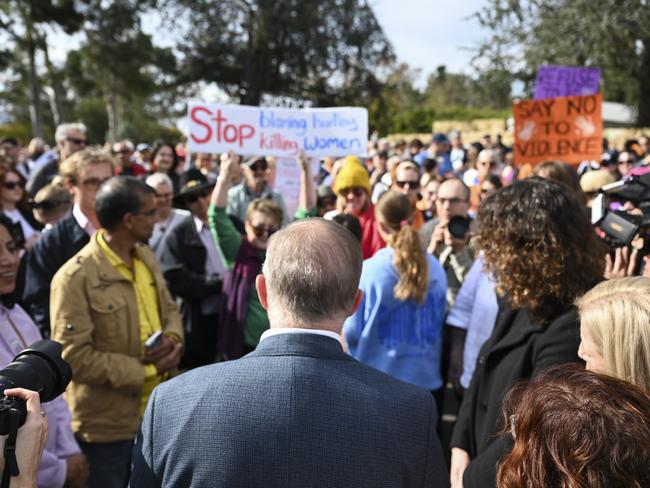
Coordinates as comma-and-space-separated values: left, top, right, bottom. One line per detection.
47, 0, 489, 86
371, 0, 488, 84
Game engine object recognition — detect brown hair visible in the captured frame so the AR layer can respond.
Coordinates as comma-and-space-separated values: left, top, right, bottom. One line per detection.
475, 177, 605, 320
246, 198, 283, 227
534, 160, 586, 205
497, 364, 650, 488
59, 148, 115, 183
375, 191, 428, 303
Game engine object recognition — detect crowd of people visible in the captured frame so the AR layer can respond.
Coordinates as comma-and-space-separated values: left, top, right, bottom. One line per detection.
0, 122, 649, 488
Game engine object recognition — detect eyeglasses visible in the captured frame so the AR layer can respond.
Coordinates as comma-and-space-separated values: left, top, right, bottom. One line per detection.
185, 190, 211, 204
155, 191, 173, 200
66, 137, 87, 146
80, 177, 111, 190
395, 180, 420, 190
3, 181, 23, 190
438, 197, 467, 206
251, 224, 278, 237
339, 187, 365, 198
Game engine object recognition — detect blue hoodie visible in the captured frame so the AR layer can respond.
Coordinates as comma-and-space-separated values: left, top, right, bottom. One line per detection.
344, 247, 447, 390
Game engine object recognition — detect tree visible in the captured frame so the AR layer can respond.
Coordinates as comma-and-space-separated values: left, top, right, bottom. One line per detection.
64, 0, 178, 142
473, 0, 650, 125
168, 0, 394, 106
0, 0, 84, 137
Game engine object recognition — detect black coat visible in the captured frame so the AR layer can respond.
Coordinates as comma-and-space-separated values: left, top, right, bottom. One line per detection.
23, 211, 89, 337
158, 215, 222, 368
450, 301, 582, 488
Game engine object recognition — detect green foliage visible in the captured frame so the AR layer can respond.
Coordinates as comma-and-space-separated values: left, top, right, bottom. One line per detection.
170, 0, 394, 106
472, 0, 650, 125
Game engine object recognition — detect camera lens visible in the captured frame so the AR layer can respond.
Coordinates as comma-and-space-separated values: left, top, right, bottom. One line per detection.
0, 340, 72, 402
448, 215, 471, 239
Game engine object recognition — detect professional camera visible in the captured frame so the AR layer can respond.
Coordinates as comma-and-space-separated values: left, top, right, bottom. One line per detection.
592, 172, 650, 250
0, 339, 71, 434
447, 215, 471, 240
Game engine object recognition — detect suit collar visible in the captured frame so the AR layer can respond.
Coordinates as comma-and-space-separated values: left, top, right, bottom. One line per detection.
247, 333, 352, 361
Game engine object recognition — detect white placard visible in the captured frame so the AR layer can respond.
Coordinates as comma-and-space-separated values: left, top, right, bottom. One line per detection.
188, 102, 368, 158
273, 158, 321, 218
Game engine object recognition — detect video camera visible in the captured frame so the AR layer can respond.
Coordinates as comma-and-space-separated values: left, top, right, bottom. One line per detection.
592, 172, 650, 250
0, 340, 71, 487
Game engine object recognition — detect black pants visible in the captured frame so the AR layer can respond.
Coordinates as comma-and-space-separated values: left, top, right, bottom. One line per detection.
77, 438, 133, 488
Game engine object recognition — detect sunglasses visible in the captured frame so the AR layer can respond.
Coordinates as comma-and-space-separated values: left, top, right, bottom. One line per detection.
250, 163, 268, 172
251, 224, 278, 237
395, 180, 420, 190
185, 190, 211, 203
339, 187, 365, 198
134, 207, 157, 217
29, 199, 69, 211
3, 181, 23, 190
113, 149, 130, 155
66, 137, 87, 145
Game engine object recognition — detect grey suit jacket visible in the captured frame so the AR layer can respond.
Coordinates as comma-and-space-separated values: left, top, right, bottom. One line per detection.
130, 333, 449, 488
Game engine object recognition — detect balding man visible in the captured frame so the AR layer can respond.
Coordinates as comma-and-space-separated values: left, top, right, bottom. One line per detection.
420, 178, 473, 309
130, 219, 449, 488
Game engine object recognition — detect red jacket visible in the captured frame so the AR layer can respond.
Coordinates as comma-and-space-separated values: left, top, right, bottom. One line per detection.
357, 203, 385, 259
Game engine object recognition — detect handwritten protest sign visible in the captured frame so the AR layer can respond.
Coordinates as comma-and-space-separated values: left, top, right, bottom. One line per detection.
513, 93, 603, 165
534, 65, 601, 100
187, 102, 367, 158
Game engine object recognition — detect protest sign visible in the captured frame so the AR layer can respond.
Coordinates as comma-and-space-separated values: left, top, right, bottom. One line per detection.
187, 102, 367, 158
513, 93, 603, 165
534, 65, 601, 100
273, 157, 321, 217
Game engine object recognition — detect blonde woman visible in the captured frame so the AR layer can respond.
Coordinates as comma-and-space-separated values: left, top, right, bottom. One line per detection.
577, 276, 650, 393
343, 191, 447, 397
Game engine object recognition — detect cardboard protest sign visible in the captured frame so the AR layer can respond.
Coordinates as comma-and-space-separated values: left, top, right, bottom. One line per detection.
513, 93, 603, 165
273, 157, 321, 217
534, 65, 601, 100
187, 102, 367, 158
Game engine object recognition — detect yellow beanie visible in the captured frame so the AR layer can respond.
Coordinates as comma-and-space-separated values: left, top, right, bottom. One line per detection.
334, 158, 371, 195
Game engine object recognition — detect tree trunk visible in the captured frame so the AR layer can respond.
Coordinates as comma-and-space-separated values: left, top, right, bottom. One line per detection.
42, 41, 66, 127
105, 80, 119, 143
637, 38, 650, 127
25, 23, 44, 138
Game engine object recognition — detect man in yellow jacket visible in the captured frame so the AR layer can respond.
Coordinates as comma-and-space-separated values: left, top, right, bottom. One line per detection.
50, 176, 183, 488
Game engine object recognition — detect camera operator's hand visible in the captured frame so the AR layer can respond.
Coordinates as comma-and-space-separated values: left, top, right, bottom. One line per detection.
427, 221, 446, 256
604, 246, 639, 279
145, 336, 183, 375
0, 388, 48, 488
63, 454, 89, 488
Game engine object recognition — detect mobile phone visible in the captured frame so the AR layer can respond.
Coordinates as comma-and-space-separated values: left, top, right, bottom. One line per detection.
144, 331, 164, 351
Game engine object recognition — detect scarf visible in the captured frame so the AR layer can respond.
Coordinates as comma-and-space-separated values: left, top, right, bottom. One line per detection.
218, 238, 263, 359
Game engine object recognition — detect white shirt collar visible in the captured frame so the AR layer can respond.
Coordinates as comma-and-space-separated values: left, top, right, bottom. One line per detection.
260, 328, 343, 346
72, 204, 96, 236
193, 215, 207, 233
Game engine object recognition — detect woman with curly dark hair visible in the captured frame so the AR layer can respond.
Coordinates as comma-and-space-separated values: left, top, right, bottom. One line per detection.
496, 364, 650, 488
450, 177, 605, 488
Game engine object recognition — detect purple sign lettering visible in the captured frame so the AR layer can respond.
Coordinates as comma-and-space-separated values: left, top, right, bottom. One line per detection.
534, 65, 601, 100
